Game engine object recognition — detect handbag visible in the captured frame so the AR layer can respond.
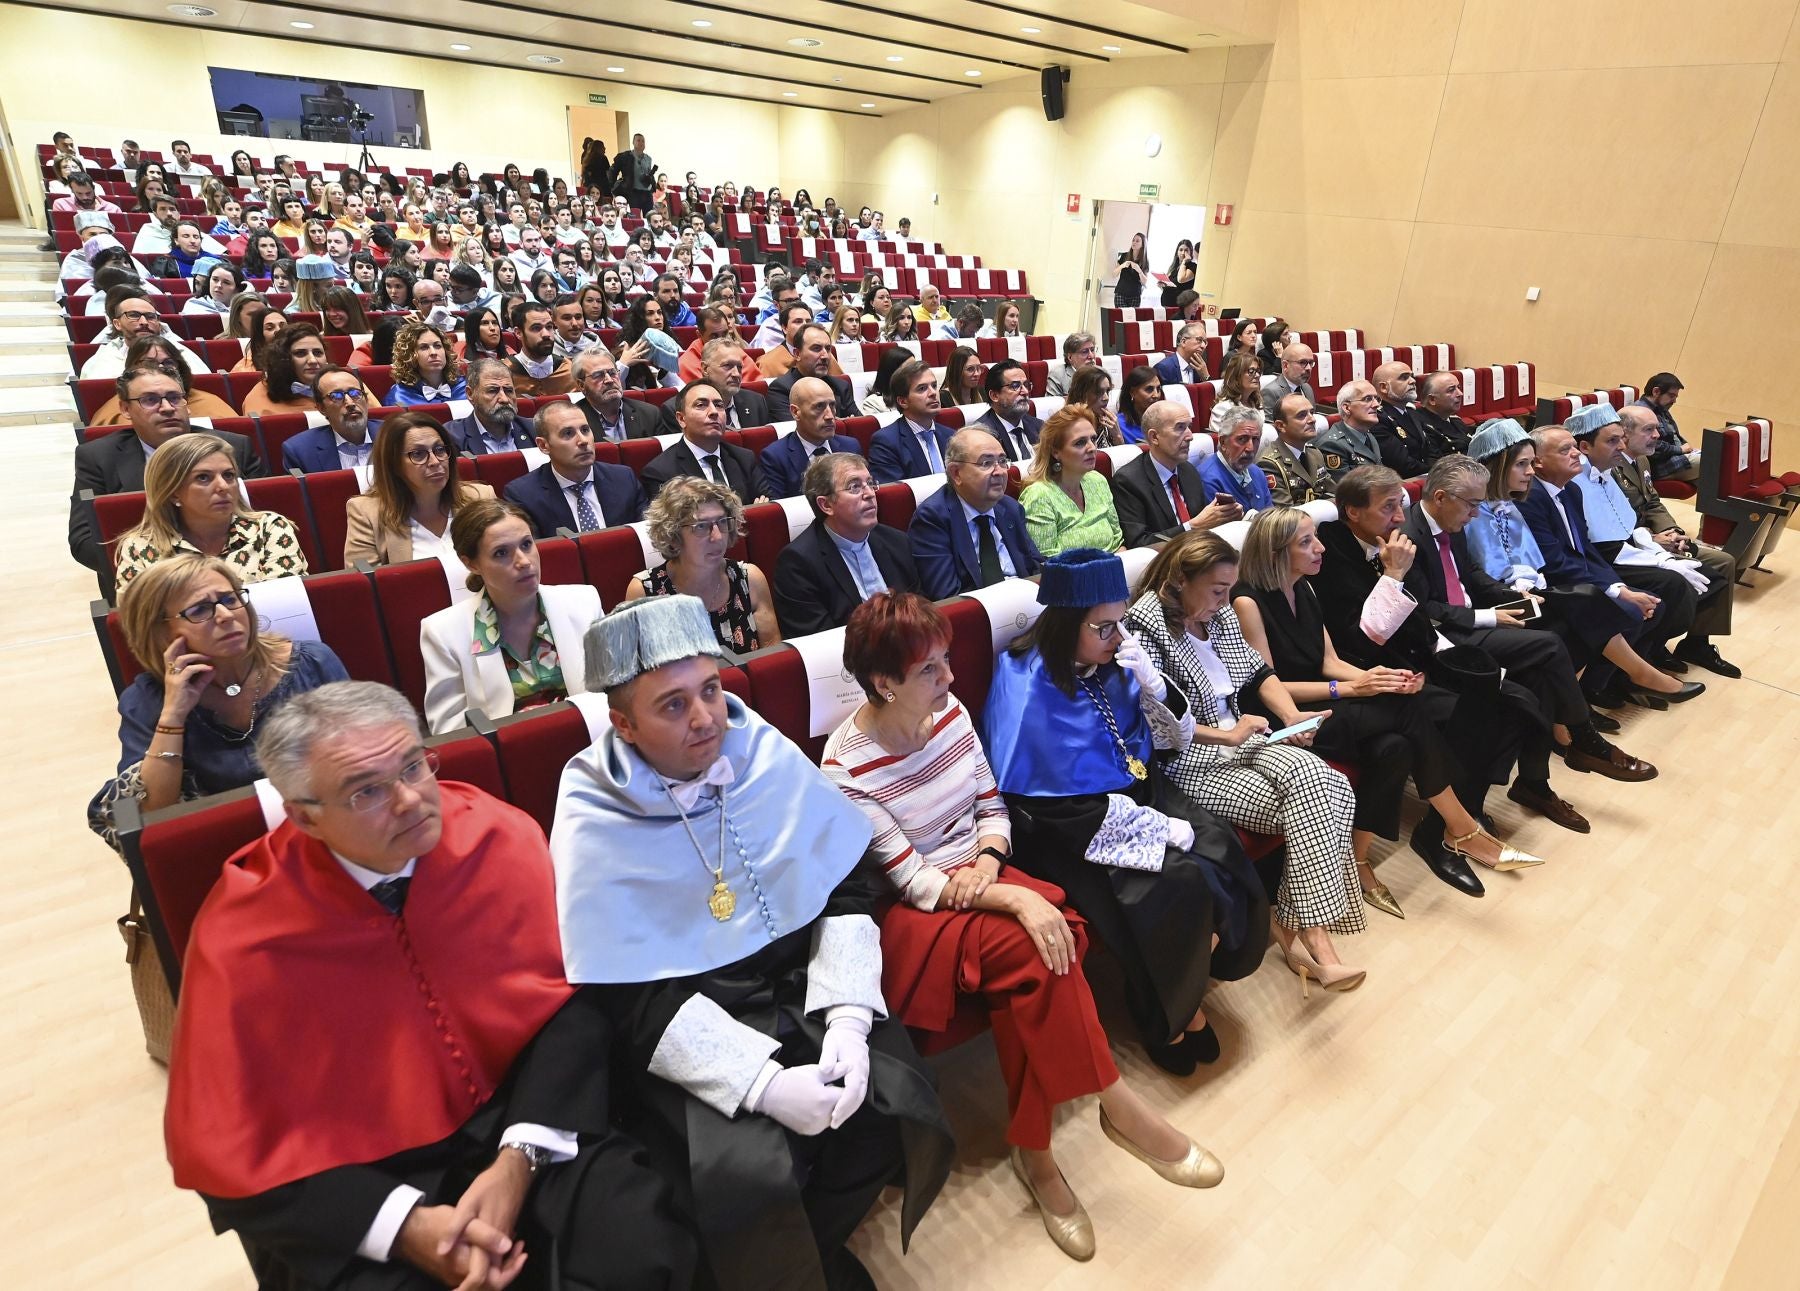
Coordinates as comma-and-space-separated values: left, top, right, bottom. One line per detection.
118, 889, 173, 1065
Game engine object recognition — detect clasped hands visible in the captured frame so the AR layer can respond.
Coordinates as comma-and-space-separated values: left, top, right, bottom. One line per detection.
754, 1015, 871, 1136
396, 1147, 534, 1290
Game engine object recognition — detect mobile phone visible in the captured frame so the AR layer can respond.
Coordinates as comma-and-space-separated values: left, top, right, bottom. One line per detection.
1265, 714, 1326, 744
1494, 598, 1542, 621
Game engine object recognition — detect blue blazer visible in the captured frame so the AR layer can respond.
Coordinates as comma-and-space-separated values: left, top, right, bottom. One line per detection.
444, 412, 534, 456
868, 418, 955, 484
760, 432, 861, 500
971, 407, 1043, 458
1153, 353, 1207, 388
281, 424, 381, 475
1517, 478, 1624, 592
908, 484, 1041, 600
502, 460, 647, 538
1197, 453, 1273, 511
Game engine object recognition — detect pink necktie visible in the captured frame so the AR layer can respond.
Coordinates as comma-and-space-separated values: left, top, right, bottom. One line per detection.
1435, 532, 1466, 607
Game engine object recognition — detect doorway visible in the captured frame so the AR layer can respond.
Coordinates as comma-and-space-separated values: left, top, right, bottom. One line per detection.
565, 105, 620, 193
1084, 199, 1209, 323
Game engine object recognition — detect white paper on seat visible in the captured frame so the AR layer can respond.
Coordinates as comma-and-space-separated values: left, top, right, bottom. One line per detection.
966, 576, 1045, 655
568, 692, 613, 743
248, 574, 321, 642
435, 551, 476, 605
304, 411, 330, 429
895, 340, 921, 358
778, 495, 816, 541
1164, 385, 1194, 417
851, 372, 877, 403
1212, 518, 1250, 551
520, 446, 550, 471
351, 462, 375, 494
1005, 337, 1026, 362
254, 778, 289, 832
904, 474, 945, 505
1033, 396, 1066, 420
191, 417, 215, 430
447, 398, 473, 420
836, 344, 864, 373
629, 521, 666, 570
788, 628, 865, 738
1187, 434, 1217, 465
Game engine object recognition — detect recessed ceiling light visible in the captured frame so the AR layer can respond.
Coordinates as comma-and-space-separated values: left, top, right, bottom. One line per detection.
860, 102, 875, 108
691, 18, 713, 27
1101, 44, 1121, 52
167, 4, 215, 14
527, 53, 563, 63
289, 19, 313, 28
787, 36, 822, 47
964, 69, 982, 77
606, 65, 625, 72
886, 55, 903, 62
450, 42, 471, 51
1021, 26, 1040, 33
782, 91, 797, 97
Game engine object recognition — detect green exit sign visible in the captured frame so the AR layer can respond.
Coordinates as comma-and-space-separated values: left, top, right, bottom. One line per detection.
1138, 183, 1160, 201
588, 92, 609, 105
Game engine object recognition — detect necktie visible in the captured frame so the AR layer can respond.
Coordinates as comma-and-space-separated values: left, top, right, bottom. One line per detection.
1556, 493, 1586, 554
1435, 532, 1466, 607
1168, 474, 1191, 524
812, 445, 829, 460
919, 430, 944, 474
1370, 553, 1384, 576
369, 875, 410, 915
1010, 425, 1030, 460
702, 454, 724, 485
975, 513, 1004, 586
727, 403, 739, 429
569, 482, 601, 532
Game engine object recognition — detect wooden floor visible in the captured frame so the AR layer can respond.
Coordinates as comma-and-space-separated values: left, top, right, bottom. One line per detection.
10, 427, 1800, 1286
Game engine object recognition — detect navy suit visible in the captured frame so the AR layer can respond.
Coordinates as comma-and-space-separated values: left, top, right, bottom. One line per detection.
444, 412, 534, 456
502, 461, 647, 538
868, 418, 954, 484
766, 370, 857, 423
1153, 353, 1207, 389
971, 407, 1042, 461
908, 484, 1041, 600
281, 424, 381, 475
760, 432, 861, 500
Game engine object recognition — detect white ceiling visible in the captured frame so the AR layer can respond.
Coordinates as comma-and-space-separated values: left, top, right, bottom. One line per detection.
14, 0, 1241, 115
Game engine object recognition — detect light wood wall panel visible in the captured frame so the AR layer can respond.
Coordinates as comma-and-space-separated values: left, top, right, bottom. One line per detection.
1254, 0, 1463, 82
1449, 0, 1799, 73
1720, 64, 1800, 249
1677, 244, 1800, 427
1221, 211, 1414, 339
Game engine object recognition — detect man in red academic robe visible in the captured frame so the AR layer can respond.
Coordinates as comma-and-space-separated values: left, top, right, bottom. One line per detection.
164, 680, 696, 1291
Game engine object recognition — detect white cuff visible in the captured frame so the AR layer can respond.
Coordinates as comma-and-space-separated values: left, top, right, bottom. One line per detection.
824, 1004, 873, 1034
1473, 608, 1496, 628
743, 1058, 783, 1113
648, 994, 782, 1117
1084, 795, 1170, 872
500, 1124, 579, 1163
1606, 582, 1626, 599
1359, 575, 1418, 644
804, 914, 888, 1019
357, 1185, 425, 1263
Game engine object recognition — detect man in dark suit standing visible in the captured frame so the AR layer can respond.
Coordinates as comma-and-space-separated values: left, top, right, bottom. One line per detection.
280, 367, 377, 474
640, 380, 769, 506
1112, 400, 1240, 547
868, 359, 953, 484
569, 348, 661, 443
444, 358, 534, 456
773, 452, 919, 636
970, 360, 1042, 462
607, 132, 655, 214
657, 336, 771, 433
908, 427, 1040, 599
70, 366, 265, 598
502, 400, 646, 537
765, 324, 857, 423
761, 376, 860, 500
1405, 455, 1657, 832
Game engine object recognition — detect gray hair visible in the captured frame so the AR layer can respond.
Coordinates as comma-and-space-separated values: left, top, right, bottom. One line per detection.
700, 334, 748, 366
254, 681, 421, 800
802, 451, 869, 512
1215, 406, 1263, 440
1175, 323, 1205, 348
1336, 380, 1375, 414
467, 356, 510, 389
1425, 453, 1488, 499
1061, 330, 1097, 360
1529, 425, 1568, 454
570, 347, 616, 383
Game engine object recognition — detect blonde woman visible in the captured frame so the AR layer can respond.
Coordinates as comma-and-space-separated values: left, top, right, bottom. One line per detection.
1019, 406, 1123, 558
827, 302, 863, 344
114, 432, 309, 593
344, 412, 493, 567
624, 475, 778, 651
87, 554, 346, 847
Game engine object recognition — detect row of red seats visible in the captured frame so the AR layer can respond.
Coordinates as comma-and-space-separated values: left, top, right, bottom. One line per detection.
1698, 418, 1797, 569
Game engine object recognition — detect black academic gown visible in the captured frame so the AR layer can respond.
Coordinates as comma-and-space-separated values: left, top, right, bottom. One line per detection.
597, 865, 953, 1291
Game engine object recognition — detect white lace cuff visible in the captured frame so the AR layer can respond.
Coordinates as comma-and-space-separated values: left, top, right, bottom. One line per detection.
1084, 794, 1170, 872
804, 914, 888, 1019
648, 994, 782, 1117
1140, 683, 1195, 751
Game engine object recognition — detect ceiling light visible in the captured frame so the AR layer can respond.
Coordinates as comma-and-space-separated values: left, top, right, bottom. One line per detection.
1101, 44, 1121, 52
1021, 25, 1040, 33
606, 65, 625, 72
782, 91, 798, 97
450, 42, 471, 50
527, 53, 563, 63
964, 69, 982, 77
691, 19, 713, 27
787, 36, 822, 48
289, 19, 313, 28
167, 4, 216, 14
860, 102, 876, 108
886, 55, 903, 62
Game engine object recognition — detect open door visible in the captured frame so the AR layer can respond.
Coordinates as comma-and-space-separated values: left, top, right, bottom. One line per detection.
565, 105, 620, 193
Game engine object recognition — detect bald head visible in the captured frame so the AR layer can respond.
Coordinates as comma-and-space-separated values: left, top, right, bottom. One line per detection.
1280, 343, 1315, 384
1141, 399, 1195, 468
789, 375, 839, 444
1372, 361, 1416, 405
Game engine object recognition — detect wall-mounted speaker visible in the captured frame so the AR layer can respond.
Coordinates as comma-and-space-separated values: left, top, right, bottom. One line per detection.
1041, 66, 1069, 122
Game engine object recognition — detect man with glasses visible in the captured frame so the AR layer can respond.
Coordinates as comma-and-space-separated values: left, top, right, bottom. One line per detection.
281, 367, 379, 474
572, 348, 661, 442
446, 359, 534, 456
504, 400, 646, 538
659, 337, 770, 434
165, 681, 697, 1291
69, 366, 263, 595
1316, 380, 1386, 481
773, 451, 920, 635
1156, 323, 1212, 390
761, 376, 861, 500
908, 427, 1042, 599
641, 380, 770, 506
973, 359, 1043, 461
1260, 342, 1316, 420
80, 287, 211, 379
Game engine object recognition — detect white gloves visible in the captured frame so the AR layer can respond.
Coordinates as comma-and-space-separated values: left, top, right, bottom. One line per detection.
1114, 632, 1166, 701
1164, 815, 1195, 852
750, 1015, 872, 1135
817, 1014, 871, 1129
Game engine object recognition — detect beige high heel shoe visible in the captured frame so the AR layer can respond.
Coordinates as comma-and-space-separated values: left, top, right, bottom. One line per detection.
1282, 937, 1367, 999
1009, 1147, 1095, 1261
1098, 1107, 1225, 1188
1447, 826, 1545, 872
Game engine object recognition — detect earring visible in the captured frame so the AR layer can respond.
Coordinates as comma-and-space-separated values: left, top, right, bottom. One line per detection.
884, 692, 895, 703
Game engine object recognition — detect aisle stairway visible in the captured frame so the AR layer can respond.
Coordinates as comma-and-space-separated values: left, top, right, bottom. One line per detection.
0, 221, 75, 426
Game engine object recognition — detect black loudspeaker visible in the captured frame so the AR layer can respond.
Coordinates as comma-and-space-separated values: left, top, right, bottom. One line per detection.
1041, 66, 1069, 121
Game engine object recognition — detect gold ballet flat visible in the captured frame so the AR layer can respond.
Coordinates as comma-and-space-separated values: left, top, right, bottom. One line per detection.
1448, 827, 1545, 872
1099, 1107, 1224, 1189
1362, 881, 1404, 920
1009, 1147, 1095, 1261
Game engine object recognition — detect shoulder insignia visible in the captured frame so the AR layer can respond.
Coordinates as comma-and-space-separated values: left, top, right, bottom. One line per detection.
1324, 452, 1343, 470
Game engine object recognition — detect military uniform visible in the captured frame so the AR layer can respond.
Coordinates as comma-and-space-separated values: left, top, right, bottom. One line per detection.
1314, 421, 1383, 480
1257, 440, 1335, 505
1616, 451, 1741, 584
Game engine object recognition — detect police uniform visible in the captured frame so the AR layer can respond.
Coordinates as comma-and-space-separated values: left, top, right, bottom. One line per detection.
1373, 402, 1429, 478
1413, 407, 1473, 463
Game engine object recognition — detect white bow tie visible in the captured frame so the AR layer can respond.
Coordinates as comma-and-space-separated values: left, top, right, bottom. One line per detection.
420, 384, 454, 400
665, 755, 736, 811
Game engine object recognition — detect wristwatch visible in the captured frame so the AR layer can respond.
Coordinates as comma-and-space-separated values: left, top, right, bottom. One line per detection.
507, 1142, 554, 1175
977, 845, 1009, 867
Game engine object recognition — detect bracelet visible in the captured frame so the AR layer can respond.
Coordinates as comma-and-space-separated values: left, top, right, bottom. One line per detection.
154, 724, 186, 736
1328, 680, 1339, 699
977, 845, 1009, 866
152, 750, 183, 761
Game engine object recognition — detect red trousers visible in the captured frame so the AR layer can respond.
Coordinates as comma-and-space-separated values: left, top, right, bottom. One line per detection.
880, 870, 1120, 1150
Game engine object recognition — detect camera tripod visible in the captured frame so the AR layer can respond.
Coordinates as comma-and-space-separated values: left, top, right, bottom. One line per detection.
353, 127, 377, 174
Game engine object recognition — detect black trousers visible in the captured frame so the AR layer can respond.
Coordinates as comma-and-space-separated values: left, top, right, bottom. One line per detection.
1613, 564, 1696, 651
1303, 691, 1458, 840
1448, 624, 1586, 782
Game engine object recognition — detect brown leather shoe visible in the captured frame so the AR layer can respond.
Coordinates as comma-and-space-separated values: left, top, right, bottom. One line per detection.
1506, 782, 1591, 834
1562, 742, 1659, 783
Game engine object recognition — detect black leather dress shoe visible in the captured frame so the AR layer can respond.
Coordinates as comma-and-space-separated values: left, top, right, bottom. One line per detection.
1650, 649, 1689, 674
1675, 642, 1742, 678
1587, 710, 1622, 734
1409, 834, 1485, 897
1663, 680, 1706, 703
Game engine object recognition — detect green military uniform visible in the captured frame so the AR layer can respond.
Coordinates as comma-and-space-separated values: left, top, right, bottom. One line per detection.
1257, 440, 1335, 506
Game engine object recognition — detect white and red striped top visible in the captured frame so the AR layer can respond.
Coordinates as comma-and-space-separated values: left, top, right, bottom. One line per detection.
822, 700, 1012, 912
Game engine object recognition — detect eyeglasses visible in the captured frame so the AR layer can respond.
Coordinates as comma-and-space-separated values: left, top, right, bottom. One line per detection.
117, 310, 161, 324
1086, 619, 1122, 641
999, 379, 1030, 392
1290, 359, 1317, 369
404, 443, 451, 464
295, 749, 441, 814
837, 478, 877, 496
170, 589, 248, 625
131, 391, 188, 412
1447, 491, 1485, 511
684, 516, 738, 537
323, 388, 366, 404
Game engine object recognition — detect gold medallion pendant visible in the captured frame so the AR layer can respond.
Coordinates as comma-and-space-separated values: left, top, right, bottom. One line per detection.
1126, 756, 1149, 781
708, 880, 737, 921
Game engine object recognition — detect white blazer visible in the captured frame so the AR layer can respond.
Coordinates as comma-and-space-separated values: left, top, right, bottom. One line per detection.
419, 583, 603, 734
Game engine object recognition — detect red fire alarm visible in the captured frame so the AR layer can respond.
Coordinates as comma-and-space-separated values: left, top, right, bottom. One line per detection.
1214, 204, 1234, 226
1066, 193, 1082, 214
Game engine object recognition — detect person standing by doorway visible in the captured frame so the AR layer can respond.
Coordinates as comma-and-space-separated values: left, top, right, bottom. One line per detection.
609, 133, 655, 213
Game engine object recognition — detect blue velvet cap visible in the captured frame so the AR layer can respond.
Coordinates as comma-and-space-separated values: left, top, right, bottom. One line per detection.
1036, 548, 1129, 608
